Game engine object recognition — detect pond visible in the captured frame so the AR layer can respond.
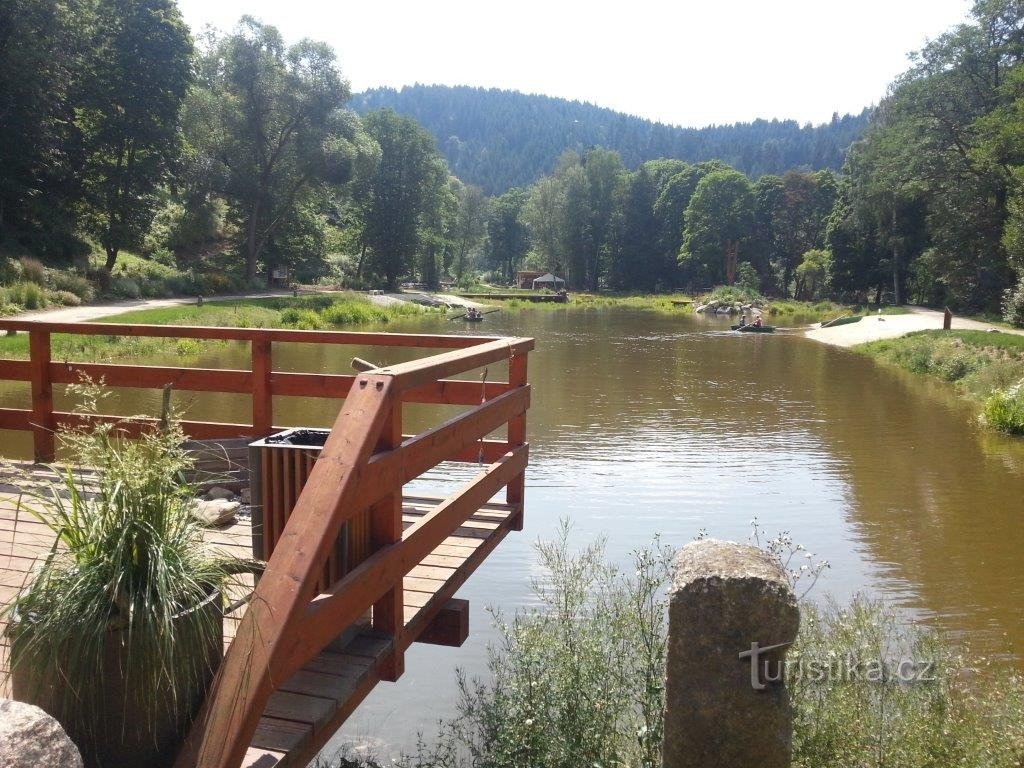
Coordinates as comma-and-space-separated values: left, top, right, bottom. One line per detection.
2, 307, 1023, 756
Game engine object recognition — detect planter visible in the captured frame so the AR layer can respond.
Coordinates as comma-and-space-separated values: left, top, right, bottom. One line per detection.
8, 588, 223, 768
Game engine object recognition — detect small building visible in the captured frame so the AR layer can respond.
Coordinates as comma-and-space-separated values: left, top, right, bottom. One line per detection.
516, 270, 545, 289
531, 272, 566, 291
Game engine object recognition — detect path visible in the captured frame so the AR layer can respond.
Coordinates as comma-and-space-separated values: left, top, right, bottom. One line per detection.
15, 290, 293, 323
804, 306, 1024, 347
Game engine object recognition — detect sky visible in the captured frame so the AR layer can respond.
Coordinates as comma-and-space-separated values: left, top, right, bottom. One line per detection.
175, 0, 973, 128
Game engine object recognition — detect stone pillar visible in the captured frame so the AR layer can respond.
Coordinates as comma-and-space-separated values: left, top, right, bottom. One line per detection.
662, 539, 800, 768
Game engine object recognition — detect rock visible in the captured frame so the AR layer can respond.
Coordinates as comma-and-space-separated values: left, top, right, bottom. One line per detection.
205, 486, 235, 501
0, 698, 84, 768
192, 499, 240, 527
662, 539, 800, 768
240, 487, 251, 505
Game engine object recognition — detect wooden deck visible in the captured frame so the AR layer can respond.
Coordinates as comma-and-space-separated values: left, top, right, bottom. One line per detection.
0, 489, 518, 767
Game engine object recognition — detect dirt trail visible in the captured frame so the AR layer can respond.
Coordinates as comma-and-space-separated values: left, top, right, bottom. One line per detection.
804, 307, 1024, 347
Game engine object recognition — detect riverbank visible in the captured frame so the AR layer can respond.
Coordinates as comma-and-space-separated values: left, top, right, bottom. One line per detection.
0, 293, 431, 360
805, 306, 1024, 346
854, 330, 1024, 434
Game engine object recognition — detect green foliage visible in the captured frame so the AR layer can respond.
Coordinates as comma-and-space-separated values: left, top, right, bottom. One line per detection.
795, 249, 832, 300
6, 281, 48, 310
18, 257, 47, 284
189, 18, 362, 281
77, 0, 194, 270
734, 261, 761, 294
280, 308, 325, 330
50, 290, 82, 307
981, 381, 1024, 434
47, 270, 94, 302
5, 384, 234, 747
857, 330, 1024, 428
410, 525, 672, 768
485, 188, 531, 285
680, 169, 756, 286
1003, 276, 1024, 327
791, 597, 1024, 768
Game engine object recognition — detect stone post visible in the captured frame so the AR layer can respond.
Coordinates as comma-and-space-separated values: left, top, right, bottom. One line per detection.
662, 539, 800, 768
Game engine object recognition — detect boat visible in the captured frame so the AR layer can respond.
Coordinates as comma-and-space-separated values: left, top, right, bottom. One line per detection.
463, 314, 484, 322
731, 324, 776, 333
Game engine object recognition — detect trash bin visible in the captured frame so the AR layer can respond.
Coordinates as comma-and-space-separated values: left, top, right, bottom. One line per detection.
249, 429, 372, 592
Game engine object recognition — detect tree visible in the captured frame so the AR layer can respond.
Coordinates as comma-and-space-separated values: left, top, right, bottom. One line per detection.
359, 109, 449, 289
521, 175, 567, 275
191, 18, 360, 281
449, 182, 489, 278
77, 0, 193, 271
0, 0, 93, 257
486, 189, 530, 284
679, 169, 756, 286
609, 167, 663, 290
795, 249, 832, 300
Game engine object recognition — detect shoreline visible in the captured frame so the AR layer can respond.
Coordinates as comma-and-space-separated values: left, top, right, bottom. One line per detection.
803, 306, 1024, 347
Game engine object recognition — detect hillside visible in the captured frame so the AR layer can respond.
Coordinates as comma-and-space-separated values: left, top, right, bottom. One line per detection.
353, 85, 871, 194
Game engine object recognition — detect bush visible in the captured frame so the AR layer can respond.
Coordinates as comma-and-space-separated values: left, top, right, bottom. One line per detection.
0, 256, 19, 283
18, 256, 47, 285
280, 308, 324, 330
47, 270, 94, 302
7, 280, 47, 310
320, 301, 387, 326
50, 290, 82, 307
110, 276, 141, 299
982, 381, 1024, 435
1004, 277, 1024, 328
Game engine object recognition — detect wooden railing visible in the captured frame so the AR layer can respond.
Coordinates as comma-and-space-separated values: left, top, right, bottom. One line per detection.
0, 319, 532, 768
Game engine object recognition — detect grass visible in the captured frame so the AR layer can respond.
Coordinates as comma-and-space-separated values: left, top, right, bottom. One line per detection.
480, 292, 695, 315
0, 293, 430, 362
856, 330, 1024, 434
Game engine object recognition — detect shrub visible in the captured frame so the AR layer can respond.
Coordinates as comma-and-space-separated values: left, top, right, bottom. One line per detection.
928, 341, 981, 382
1004, 277, 1024, 328
981, 381, 1024, 435
49, 290, 82, 307
0, 256, 19, 283
280, 308, 324, 330
48, 270, 94, 302
320, 301, 386, 326
18, 256, 47, 285
7, 280, 47, 310
110, 276, 141, 299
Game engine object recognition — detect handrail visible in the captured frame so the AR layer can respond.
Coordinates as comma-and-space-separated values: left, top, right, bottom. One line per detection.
0, 320, 532, 768
0, 320, 533, 463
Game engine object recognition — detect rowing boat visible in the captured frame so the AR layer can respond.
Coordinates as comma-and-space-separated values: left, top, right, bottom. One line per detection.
729, 325, 774, 335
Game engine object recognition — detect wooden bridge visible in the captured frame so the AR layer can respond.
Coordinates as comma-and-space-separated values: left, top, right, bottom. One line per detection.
0, 319, 533, 768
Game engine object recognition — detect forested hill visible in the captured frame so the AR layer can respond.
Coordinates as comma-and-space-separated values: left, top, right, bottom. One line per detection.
353, 85, 871, 194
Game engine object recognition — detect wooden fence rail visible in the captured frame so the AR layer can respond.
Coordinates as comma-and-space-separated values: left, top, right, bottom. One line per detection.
0, 319, 533, 768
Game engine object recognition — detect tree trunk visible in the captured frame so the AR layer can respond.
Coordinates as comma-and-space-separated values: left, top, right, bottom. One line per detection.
246, 201, 261, 283
356, 243, 367, 278
105, 246, 118, 272
725, 242, 738, 285
891, 206, 901, 305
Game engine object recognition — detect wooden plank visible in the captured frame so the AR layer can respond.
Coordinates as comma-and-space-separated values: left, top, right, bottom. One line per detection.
174, 374, 394, 768
506, 351, 528, 530
271, 372, 509, 406
241, 747, 284, 768
379, 337, 535, 395
298, 447, 527, 663
251, 337, 272, 437
371, 399, 404, 682
49, 362, 252, 393
416, 599, 469, 648
263, 690, 335, 729
29, 329, 53, 462
0, 320, 496, 349
0, 359, 31, 381
250, 718, 309, 752
351, 386, 530, 512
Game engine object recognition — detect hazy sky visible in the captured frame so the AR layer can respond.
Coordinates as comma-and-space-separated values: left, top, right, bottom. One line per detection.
175, 0, 973, 128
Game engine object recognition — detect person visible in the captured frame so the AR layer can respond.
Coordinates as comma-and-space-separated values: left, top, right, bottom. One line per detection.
753, 316, 762, 327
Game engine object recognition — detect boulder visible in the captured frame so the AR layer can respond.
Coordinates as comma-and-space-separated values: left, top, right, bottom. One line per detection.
192, 499, 240, 527
0, 698, 83, 768
205, 486, 235, 501
240, 487, 251, 505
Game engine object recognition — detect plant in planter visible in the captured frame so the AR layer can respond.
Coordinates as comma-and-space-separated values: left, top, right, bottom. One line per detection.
5, 382, 249, 768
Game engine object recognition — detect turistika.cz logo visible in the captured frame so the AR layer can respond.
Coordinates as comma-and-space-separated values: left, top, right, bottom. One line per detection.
739, 641, 936, 690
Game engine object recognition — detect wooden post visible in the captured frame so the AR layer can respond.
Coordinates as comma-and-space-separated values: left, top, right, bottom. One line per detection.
371, 395, 404, 681
252, 335, 273, 437
506, 351, 527, 530
28, 329, 54, 463
943, 307, 952, 330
